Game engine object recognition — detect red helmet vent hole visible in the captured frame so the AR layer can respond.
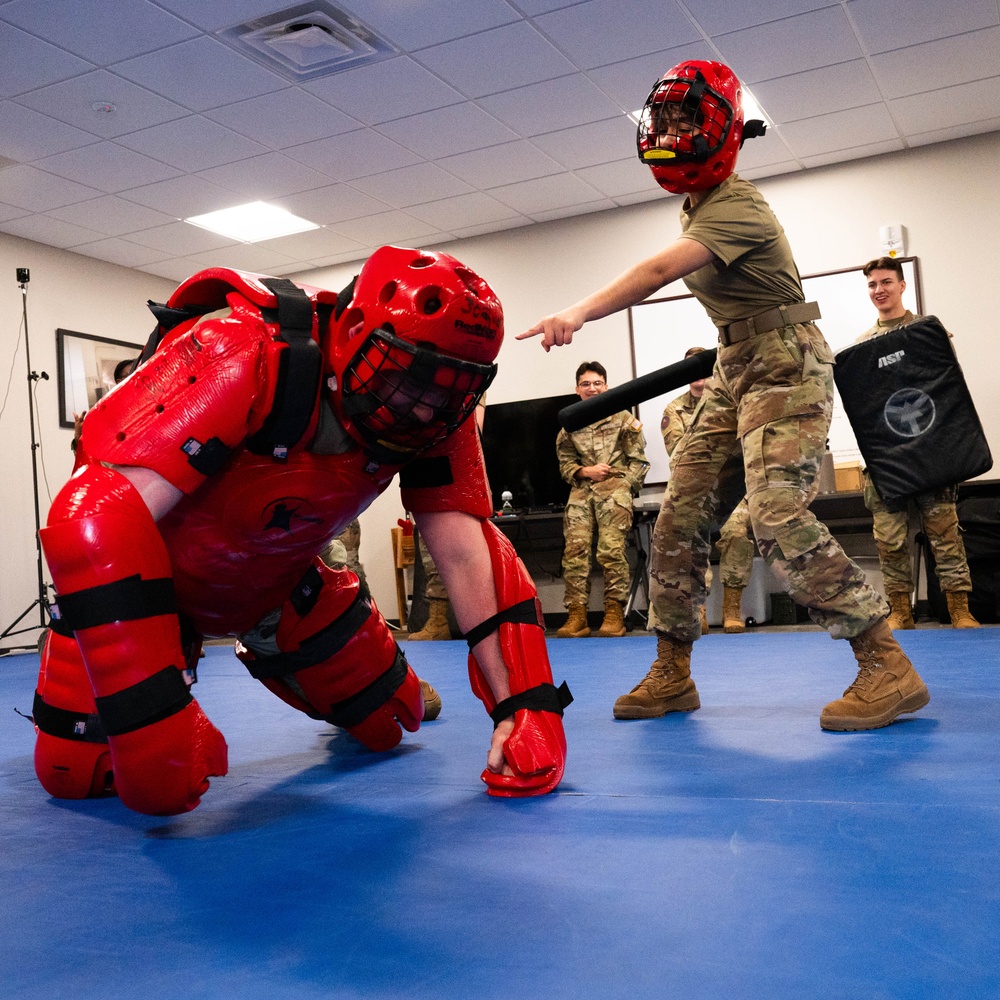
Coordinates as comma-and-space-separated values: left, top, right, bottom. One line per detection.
378, 281, 397, 304
417, 286, 443, 314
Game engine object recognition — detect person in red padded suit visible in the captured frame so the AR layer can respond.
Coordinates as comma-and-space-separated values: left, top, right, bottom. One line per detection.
33, 245, 570, 816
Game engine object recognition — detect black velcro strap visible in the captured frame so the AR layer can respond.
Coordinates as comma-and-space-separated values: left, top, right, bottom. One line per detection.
246, 278, 322, 458
94, 667, 192, 737
32, 692, 108, 743
463, 598, 542, 650
242, 591, 373, 680
324, 644, 410, 730
489, 681, 574, 728
182, 435, 233, 476
398, 455, 455, 489
289, 564, 325, 618
48, 614, 74, 638
56, 575, 176, 632
334, 276, 357, 320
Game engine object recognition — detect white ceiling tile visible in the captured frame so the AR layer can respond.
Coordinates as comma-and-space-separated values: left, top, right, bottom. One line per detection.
752, 60, 883, 125
530, 115, 636, 169
112, 37, 288, 112
716, 7, 864, 84
349, 162, 474, 208
436, 141, 564, 189
0, 164, 100, 210
134, 256, 208, 282
907, 116, 1000, 148
284, 129, 421, 181
117, 174, 235, 217
1, 212, 105, 248
416, 22, 576, 98
124, 220, 239, 256
46, 195, 178, 236
195, 153, 335, 200
479, 74, 624, 137
343, 0, 520, 50
274, 184, 393, 225
71, 237, 176, 267
489, 172, 606, 215
256, 226, 365, 258
734, 132, 799, 171
890, 76, 1000, 136
775, 103, 900, 158
14, 70, 190, 138
35, 142, 181, 193
614, 188, 676, 209
870, 27, 1000, 100
116, 116, 270, 172
587, 43, 718, 109
0, 102, 98, 162
447, 217, 532, 241
847, 0, 999, 55
574, 158, 658, 198
376, 104, 519, 159
2, 0, 200, 64
529, 197, 616, 223
736, 160, 803, 183
535, 0, 699, 70
683, 0, 835, 36
205, 88, 361, 149
146, 0, 299, 33
185, 243, 300, 274
0, 21, 94, 98
304, 56, 464, 126
0, 200, 32, 223
799, 138, 905, 168
405, 192, 523, 230
328, 210, 442, 246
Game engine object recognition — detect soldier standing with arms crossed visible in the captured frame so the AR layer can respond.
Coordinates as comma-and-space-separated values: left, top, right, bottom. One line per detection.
520, 60, 930, 732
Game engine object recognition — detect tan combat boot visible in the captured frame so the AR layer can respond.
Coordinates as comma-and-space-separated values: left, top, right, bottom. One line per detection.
722, 585, 746, 633
557, 604, 591, 638
886, 592, 916, 630
613, 635, 701, 719
820, 618, 929, 731
408, 598, 452, 640
419, 679, 442, 721
700, 605, 710, 633
596, 598, 627, 637
945, 591, 980, 629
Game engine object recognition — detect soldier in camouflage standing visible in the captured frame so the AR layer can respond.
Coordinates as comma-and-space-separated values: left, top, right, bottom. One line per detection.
855, 256, 979, 630
521, 60, 930, 733
661, 346, 756, 634
556, 362, 649, 639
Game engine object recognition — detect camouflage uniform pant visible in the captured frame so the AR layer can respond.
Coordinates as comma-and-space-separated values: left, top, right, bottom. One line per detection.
649, 326, 888, 642
863, 472, 971, 594
321, 518, 368, 592
716, 498, 755, 589
416, 532, 448, 601
561, 484, 633, 606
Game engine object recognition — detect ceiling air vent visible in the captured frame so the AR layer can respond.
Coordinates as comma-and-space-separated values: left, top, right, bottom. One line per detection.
218, 2, 396, 81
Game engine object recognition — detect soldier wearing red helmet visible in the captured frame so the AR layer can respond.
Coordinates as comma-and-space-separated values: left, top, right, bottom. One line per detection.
33, 246, 570, 816
522, 61, 929, 735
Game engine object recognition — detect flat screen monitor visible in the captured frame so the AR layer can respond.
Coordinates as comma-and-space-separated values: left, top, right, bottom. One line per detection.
480, 393, 577, 512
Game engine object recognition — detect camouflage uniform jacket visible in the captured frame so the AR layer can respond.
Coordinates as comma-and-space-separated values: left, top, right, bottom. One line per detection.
661, 390, 701, 458
556, 411, 649, 500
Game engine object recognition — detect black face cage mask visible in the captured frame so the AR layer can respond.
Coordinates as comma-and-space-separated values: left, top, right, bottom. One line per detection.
341, 327, 497, 461
637, 70, 733, 164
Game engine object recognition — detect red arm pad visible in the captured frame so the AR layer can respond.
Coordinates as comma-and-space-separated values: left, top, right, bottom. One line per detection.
236, 559, 425, 752
468, 520, 570, 797
40, 465, 227, 816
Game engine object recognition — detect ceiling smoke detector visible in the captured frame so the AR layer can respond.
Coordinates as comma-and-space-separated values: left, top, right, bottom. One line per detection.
218, 2, 396, 81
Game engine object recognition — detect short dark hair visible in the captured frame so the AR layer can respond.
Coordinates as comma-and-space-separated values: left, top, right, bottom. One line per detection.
684, 346, 707, 358
575, 361, 607, 383
862, 256, 904, 279
113, 357, 138, 383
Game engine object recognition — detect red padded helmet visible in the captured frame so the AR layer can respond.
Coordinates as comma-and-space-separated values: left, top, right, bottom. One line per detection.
636, 60, 762, 194
326, 246, 502, 463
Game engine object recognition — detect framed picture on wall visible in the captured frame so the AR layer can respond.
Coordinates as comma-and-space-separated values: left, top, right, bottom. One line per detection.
56, 329, 143, 429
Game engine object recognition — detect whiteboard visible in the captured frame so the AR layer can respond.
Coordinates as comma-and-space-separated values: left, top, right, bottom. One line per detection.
629, 258, 921, 485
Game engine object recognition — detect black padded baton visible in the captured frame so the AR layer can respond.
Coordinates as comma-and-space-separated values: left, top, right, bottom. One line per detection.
558, 348, 717, 431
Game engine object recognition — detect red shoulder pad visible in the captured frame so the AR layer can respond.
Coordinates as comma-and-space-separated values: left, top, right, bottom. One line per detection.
168, 267, 339, 313
80, 295, 283, 493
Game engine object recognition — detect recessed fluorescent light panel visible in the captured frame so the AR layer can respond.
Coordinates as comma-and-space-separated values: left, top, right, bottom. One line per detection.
185, 201, 320, 242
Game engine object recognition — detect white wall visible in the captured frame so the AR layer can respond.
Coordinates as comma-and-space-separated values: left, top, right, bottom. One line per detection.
3, 131, 999, 640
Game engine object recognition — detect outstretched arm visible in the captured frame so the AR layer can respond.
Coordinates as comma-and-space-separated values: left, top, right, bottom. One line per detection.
517, 236, 715, 351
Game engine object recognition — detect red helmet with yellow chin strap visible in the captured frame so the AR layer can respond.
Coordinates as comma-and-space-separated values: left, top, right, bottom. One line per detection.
636, 60, 766, 194
326, 245, 502, 464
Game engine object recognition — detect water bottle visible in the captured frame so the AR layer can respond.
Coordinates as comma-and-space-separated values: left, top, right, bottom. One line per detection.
501, 490, 514, 513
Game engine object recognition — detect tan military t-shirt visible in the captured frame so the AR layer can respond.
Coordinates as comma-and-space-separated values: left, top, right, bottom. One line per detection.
679, 174, 804, 326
